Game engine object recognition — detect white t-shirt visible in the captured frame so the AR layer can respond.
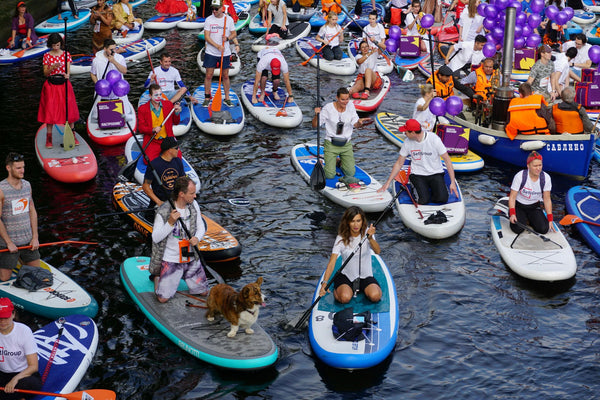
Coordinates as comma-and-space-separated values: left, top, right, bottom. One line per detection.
413, 97, 437, 132
551, 52, 570, 91
0, 322, 37, 374
399, 131, 447, 175
90, 50, 126, 80
148, 66, 183, 92
203, 14, 235, 57
448, 41, 484, 72
562, 41, 591, 70
331, 234, 374, 281
320, 101, 359, 141
357, 51, 378, 74
510, 170, 551, 205
152, 202, 205, 263
267, 2, 287, 27
362, 23, 386, 48
318, 24, 342, 47
404, 12, 421, 37
458, 12, 484, 42
256, 47, 289, 73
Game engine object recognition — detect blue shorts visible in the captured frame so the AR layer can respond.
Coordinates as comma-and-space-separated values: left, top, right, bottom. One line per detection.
203, 53, 231, 70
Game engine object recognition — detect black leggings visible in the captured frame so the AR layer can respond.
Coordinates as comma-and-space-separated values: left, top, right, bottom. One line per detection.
510, 201, 549, 234
57, 0, 78, 15
410, 173, 448, 205
0, 371, 42, 400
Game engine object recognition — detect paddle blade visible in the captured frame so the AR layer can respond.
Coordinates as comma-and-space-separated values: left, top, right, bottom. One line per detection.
6, 387, 116, 400
559, 214, 583, 226
395, 169, 409, 185
227, 198, 250, 206
399, 66, 415, 82
211, 85, 222, 112
62, 124, 76, 151
310, 160, 326, 191
13, 46, 31, 58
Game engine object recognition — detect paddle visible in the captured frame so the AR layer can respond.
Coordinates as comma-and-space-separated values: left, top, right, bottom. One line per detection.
287, 185, 405, 330
310, 52, 326, 191
0, 241, 97, 253
493, 202, 563, 249
96, 197, 250, 217
127, 121, 225, 285
211, 4, 230, 113
395, 168, 423, 219
40, 317, 65, 385
13, 42, 35, 58
0, 387, 116, 400
62, 17, 75, 151
559, 214, 600, 227
301, 20, 353, 66
276, 96, 288, 117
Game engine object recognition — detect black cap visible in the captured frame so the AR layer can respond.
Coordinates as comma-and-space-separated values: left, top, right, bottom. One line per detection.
160, 137, 178, 152
438, 65, 453, 76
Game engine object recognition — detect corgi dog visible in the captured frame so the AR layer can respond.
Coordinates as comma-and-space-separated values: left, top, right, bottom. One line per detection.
206, 277, 265, 338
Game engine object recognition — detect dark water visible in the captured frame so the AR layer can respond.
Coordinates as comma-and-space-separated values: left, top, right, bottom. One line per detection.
2, 2, 600, 399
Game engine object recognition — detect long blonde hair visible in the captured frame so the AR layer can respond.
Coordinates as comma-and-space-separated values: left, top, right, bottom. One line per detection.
468, 0, 478, 18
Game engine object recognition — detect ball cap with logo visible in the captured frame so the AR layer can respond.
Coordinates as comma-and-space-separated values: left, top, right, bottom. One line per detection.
211, 0, 222, 8
270, 58, 281, 75
398, 118, 422, 132
0, 298, 14, 318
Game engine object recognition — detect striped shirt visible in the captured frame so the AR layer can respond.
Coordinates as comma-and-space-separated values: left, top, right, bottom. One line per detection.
0, 179, 33, 247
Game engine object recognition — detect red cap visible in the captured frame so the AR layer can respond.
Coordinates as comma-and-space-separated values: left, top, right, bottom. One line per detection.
0, 298, 14, 318
17, 1, 26, 7
398, 119, 422, 132
270, 58, 281, 75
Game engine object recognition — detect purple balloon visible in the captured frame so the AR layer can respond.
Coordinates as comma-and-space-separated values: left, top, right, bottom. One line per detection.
385, 38, 398, 53
545, 5, 559, 20
564, 6, 574, 20
515, 12, 527, 27
477, 3, 487, 16
106, 69, 122, 85
482, 42, 497, 58
95, 79, 111, 97
555, 11, 569, 26
485, 4, 498, 18
514, 24, 523, 38
483, 17, 496, 31
526, 33, 541, 48
522, 24, 532, 38
514, 36, 525, 49
429, 97, 447, 117
589, 45, 600, 64
445, 96, 464, 116
389, 25, 401, 40
509, 1, 522, 13
421, 13, 435, 29
492, 26, 505, 41
528, 13, 542, 29
495, 0, 509, 10
112, 79, 130, 97
530, 0, 544, 13
485, 33, 496, 46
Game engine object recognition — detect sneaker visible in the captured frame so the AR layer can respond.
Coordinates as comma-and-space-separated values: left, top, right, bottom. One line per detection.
202, 98, 211, 107
45, 139, 53, 149
224, 99, 234, 107
361, 91, 370, 100
352, 92, 361, 99
339, 176, 360, 184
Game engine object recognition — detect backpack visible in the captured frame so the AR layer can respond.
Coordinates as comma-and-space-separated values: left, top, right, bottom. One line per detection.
518, 169, 545, 193
13, 265, 53, 292
332, 307, 371, 342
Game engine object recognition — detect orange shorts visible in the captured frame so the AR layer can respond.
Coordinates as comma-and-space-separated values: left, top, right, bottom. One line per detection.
357, 72, 383, 90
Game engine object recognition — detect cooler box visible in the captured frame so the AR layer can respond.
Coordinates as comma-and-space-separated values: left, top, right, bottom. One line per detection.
575, 82, 600, 107
436, 124, 470, 155
513, 48, 537, 70
97, 99, 125, 129
399, 36, 420, 58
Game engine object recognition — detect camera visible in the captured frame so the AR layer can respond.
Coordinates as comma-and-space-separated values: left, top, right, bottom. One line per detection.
336, 121, 344, 135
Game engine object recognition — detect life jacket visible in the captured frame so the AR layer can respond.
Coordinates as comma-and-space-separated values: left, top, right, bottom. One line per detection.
474, 65, 496, 101
427, 71, 454, 99
322, 0, 341, 14
505, 94, 550, 140
552, 103, 584, 134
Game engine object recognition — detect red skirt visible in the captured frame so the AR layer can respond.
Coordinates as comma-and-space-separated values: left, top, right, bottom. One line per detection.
38, 80, 80, 124
155, 0, 189, 15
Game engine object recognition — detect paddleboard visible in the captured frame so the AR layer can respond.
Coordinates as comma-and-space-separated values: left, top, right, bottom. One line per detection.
249, 13, 268, 35
240, 79, 302, 128
296, 37, 357, 75
138, 90, 192, 136
595, 136, 600, 162
60, 0, 96, 10
34, 315, 98, 400
0, 35, 52, 65
197, 12, 251, 41
347, 38, 394, 75
586, 20, 600, 45
583, 0, 600, 12
121, 256, 276, 369
374, 112, 485, 172
393, 164, 465, 239
287, 6, 318, 21
191, 84, 245, 135
349, 74, 390, 113
130, 0, 149, 7
348, 3, 385, 30
144, 14, 186, 30
572, 9, 596, 25
87, 96, 137, 146
0, 260, 98, 319
251, 21, 311, 52
309, 7, 348, 29
565, 185, 600, 255
197, 47, 241, 77
70, 37, 166, 75
290, 143, 393, 212
395, 49, 430, 70
178, 2, 250, 29
34, 124, 98, 183
490, 197, 577, 281
112, 181, 242, 262
308, 253, 398, 370
113, 24, 144, 45
34, 10, 91, 34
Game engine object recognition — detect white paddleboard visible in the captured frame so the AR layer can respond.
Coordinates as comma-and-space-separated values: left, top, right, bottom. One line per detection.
251, 21, 311, 52
197, 47, 241, 77
296, 37, 357, 75
239, 79, 302, 128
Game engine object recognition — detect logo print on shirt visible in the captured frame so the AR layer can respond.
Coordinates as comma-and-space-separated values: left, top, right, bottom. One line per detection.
11, 198, 29, 215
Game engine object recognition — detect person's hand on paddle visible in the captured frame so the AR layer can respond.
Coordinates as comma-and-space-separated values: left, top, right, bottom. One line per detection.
509, 213, 517, 225
29, 237, 39, 251
4, 376, 20, 393
189, 236, 200, 247
318, 280, 329, 297
6, 240, 18, 254
7, 38, 15, 48
366, 223, 376, 237
173, 102, 182, 115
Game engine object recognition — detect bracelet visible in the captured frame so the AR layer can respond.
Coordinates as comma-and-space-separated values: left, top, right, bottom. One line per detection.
509, 208, 516, 217
547, 213, 553, 222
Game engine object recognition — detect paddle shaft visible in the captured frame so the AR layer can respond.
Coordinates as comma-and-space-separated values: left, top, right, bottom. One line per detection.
495, 211, 562, 248
126, 121, 225, 285
0, 241, 97, 253
396, 169, 424, 219
302, 20, 353, 66
293, 186, 404, 329
0, 387, 116, 400
559, 214, 600, 227
40, 317, 65, 384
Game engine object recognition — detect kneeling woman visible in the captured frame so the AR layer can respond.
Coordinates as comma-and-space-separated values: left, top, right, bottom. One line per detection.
508, 151, 554, 234
319, 207, 382, 304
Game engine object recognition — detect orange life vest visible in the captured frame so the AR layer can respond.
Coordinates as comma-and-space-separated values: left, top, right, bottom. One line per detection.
427, 71, 454, 99
505, 94, 550, 140
474, 65, 496, 101
322, 0, 341, 14
552, 103, 584, 134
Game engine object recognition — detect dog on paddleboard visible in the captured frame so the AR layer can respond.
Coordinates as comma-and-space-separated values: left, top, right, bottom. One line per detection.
206, 277, 265, 338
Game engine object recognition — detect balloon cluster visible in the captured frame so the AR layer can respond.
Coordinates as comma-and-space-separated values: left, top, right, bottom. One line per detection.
429, 96, 464, 116
95, 70, 130, 98
385, 14, 434, 54
478, 0, 575, 56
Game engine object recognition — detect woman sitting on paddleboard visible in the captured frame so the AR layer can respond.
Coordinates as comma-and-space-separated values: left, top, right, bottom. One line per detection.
266, 0, 288, 39
319, 207, 382, 304
7, 1, 37, 50
349, 40, 383, 100
508, 151, 554, 234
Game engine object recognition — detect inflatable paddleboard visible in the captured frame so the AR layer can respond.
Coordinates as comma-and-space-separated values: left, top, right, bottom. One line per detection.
191, 84, 245, 135
251, 21, 311, 52
34, 10, 91, 34
395, 49, 430, 70
87, 96, 137, 146
348, 3, 385, 30
144, 14, 186, 30
349, 74, 390, 113
34, 315, 98, 400
347, 38, 394, 75
296, 37, 357, 75
113, 24, 144, 45
34, 124, 98, 183
249, 13, 268, 35
121, 257, 277, 369
60, 0, 96, 10
197, 47, 241, 77
240, 79, 302, 128
309, 6, 348, 29
290, 143, 393, 212
287, 6, 318, 21
0, 260, 98, 319
491, 197, 577, 281
565, 185, 600, 255
138, 90, 192, 136
0, 35, 52, 65
309, 253, 398, 370
572, 9, 596, 25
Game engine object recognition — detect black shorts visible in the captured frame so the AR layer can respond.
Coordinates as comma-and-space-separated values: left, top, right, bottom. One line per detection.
334, 273, 379, 292
0, 248, 40, 270
261, 69, 280, 81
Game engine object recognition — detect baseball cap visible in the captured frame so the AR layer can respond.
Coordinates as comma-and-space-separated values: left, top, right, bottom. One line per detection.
438, 65, 453, 76
160, 137, 179, 152
0, 298, 14, 318
271, 58, 281, 75
398, 119, 422, 132
540, 44, 552, 53
211, 0, 222, 8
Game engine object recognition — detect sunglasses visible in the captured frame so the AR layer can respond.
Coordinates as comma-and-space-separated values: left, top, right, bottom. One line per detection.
11, 154, 24, 162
